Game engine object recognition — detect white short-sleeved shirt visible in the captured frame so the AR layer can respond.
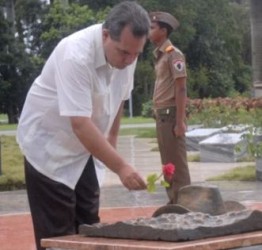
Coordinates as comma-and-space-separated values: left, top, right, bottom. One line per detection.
17, 23, 136, 189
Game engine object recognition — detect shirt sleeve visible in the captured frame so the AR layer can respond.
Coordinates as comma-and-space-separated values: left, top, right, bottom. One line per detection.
168, 50, 187, 80
54, 42, 94, 117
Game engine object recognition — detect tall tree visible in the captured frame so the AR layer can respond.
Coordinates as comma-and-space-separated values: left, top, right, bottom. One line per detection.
0, 0, 41, 123
14, 0, 47, 55
139, 0, 251, 99
38, 0, 100, 59
0, 0, 255, 118
71, 0, 120, 11
250, 0, 262, 97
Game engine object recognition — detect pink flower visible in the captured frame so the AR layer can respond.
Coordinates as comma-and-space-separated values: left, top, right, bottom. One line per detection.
146, 163, 176, 193
162, 163, 175, 177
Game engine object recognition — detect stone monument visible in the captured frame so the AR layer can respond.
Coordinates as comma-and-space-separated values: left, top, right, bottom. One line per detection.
79, 185, 262, 242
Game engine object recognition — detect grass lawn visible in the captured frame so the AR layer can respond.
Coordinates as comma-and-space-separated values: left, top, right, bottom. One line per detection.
120, 127, 156, 137
121, 116, 154, 124
0, 136, 25, 190
0, 124, 17, 130
207, 165, 256, 181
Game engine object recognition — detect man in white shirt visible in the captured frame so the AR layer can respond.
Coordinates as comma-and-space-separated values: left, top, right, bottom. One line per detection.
16, 2, 150, 249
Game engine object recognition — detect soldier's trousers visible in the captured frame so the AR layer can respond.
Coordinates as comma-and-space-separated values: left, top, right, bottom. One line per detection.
155, 108, 191, 203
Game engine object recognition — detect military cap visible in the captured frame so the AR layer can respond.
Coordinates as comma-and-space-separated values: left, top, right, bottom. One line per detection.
149, 11, 179, 31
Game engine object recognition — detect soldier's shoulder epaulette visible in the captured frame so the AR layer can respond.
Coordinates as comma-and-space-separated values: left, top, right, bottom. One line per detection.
165, 46, 175, 53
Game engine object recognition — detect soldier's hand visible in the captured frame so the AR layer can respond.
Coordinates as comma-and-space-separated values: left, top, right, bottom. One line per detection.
174, 122, 187, 137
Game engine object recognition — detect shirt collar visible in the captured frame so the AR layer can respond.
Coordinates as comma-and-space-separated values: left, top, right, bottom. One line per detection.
94, 24, 107, 69
153, 39, 172, 58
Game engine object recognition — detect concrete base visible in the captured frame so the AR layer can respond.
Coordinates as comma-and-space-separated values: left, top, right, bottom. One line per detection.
41, 231, 262, 250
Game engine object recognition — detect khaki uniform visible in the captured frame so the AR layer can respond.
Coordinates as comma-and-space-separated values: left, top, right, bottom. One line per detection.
153, 39, 191, 203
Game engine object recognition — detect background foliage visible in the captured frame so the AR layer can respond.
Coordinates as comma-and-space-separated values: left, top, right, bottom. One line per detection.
0, 0, 252, 122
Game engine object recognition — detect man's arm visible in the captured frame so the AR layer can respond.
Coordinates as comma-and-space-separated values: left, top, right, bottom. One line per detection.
70, 111, 146, 190
107, 101, 124, 148
174, 77, 187, 136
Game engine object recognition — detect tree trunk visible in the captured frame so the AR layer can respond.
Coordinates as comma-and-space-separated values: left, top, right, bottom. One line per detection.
7, 104, 19, 124
5, 0, 15, 32
250, 0, 262, 97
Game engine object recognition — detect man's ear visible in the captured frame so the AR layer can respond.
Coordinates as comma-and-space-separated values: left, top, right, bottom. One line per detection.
102, 29, 110, 42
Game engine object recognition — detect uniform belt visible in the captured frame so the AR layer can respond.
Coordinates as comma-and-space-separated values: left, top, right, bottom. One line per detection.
154, 106, 176, 116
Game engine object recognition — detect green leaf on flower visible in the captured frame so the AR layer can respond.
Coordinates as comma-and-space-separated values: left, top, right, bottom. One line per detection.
147, 183, 156, 193
160, 180, 170, 188
146, 173, 158, 183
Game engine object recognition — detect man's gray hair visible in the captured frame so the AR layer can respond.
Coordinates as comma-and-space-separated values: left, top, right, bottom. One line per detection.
103, 1, 150, 41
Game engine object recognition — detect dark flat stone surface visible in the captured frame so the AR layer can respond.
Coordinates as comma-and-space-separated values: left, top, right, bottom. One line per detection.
79, 210, 262, 242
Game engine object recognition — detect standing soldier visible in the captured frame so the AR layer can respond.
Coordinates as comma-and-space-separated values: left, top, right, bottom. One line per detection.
148, 11, 191, 203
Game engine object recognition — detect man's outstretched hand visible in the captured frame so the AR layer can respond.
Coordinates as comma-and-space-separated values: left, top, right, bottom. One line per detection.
118, 165, 147, 190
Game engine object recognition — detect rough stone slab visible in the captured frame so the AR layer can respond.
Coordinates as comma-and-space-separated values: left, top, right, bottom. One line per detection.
221, 124, 250, 133
79, 210, 262, 242
199, 133, 247, 162
186, 128, 222, 151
